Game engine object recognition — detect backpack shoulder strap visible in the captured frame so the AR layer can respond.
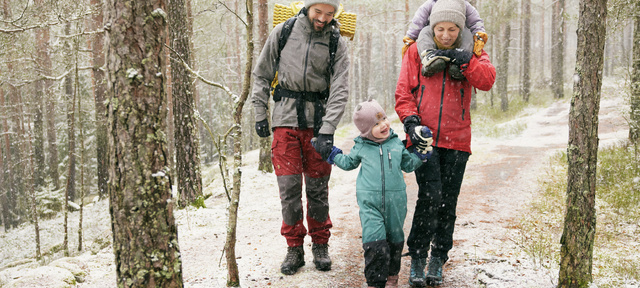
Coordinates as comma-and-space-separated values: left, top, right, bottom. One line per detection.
278, 16, 297, 58
328, 27, 340, 76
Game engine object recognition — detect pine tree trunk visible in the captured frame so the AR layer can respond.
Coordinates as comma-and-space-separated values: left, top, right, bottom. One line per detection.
169, 0, 203, 207
63, 53, 78, 257
105, 0, 184, 286
225, 2, 254, 286
496, 3, 512, 112
551, 0, 565, 98
256, 0, 273, 173
65, 23, 76, 203
361, 32, 372, 101
540, 0, 545, 83
26, 113, 42, 260
0, 110, 6, 232
78, 74, 85, 252
0, 88, 16, 230
629, 11, 640, 142
558, 0, 607, 286
522, 0, 531, 102
89, 0, 108, 199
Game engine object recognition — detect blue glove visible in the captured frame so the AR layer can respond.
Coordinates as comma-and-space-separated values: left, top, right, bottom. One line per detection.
311, 139, 342, 165
413, 146, 432, 162
326, 146, 343, 165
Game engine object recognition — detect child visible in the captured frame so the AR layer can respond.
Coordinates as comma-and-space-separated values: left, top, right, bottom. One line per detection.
401, 0, 488, 60
320, 99, 430, 288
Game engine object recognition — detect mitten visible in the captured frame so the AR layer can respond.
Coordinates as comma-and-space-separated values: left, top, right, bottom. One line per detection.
402, 36, 416, 58
255, 119, 270, 137
314, 134, 334, 161
413, 146, 432, 162
326, 146, 343, 165
433, 49, 473, 65
473, 32, 488, 57
412, 126, 433, 154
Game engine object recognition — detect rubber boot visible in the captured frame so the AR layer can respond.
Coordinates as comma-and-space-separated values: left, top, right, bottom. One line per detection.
280, 246, 304, 275
409, 257, 427, 287
312, 243, 332, 271
426, 256, 444, 286
385, 275, 399, 288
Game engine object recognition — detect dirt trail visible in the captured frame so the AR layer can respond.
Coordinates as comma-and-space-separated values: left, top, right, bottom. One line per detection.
65, 94, 627, 288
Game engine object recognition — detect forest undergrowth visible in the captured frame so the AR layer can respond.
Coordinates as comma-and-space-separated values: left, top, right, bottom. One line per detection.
515, 141, 640, 287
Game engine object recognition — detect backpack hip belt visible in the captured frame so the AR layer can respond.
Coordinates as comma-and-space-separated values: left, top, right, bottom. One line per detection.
273, 85, 329, 137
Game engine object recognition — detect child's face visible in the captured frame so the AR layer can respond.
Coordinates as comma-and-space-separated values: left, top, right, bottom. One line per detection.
434, 22, 461, 48
371, 117, 390, 139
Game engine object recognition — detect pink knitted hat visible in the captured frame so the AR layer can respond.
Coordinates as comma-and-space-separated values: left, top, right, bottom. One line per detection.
353, 99, 388, 143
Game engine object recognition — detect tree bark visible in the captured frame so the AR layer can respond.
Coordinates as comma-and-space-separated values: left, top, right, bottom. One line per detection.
33, 0, 59, 189
558, 0, 607, 286
168, 0, 203, 207
225, 1, 254, 286
64, 23, 76, 203
78, 74, 85, 252
629, 9, 640, 142
105, 0, 184, 286
496, 2, 512, 112
0, 88, 16, 230
256, 0, 273, 173
26, 113, 42, 260
551, 0, 565, 98
522, 0, 531, 102
89, 0, 109, 199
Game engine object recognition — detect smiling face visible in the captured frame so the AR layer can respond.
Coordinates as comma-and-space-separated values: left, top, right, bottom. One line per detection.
307, 4, 335, 32
433, 21, 461, 48
371, 116, 390, 140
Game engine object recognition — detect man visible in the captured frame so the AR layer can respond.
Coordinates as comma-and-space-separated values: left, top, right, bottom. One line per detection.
251, 0, 349, 276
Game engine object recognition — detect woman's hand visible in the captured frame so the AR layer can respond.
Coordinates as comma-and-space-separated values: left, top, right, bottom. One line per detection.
434, 48, 473, 65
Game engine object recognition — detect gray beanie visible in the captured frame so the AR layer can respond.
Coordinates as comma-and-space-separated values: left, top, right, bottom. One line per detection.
305, 0, 340, 14
430, 0, 466, 31
353, 99, 388, 143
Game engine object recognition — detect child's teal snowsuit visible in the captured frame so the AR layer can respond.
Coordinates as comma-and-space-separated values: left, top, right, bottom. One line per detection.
333, 129, 424, 288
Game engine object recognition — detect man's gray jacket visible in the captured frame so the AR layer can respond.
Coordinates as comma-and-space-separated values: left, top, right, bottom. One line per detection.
251, 13, 350, 135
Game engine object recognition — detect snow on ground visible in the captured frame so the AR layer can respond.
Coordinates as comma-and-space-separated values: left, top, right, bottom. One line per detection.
0, 83, 633, 287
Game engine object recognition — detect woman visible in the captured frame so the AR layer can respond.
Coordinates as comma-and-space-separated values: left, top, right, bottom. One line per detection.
394, 0, 496, 286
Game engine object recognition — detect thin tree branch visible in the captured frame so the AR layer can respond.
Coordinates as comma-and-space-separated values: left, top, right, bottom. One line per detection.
0, 2, 29, 24
218, 0, 247, 27
56, 29, 105, 38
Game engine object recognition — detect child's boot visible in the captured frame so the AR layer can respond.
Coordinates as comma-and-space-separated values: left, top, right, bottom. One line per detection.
426, 256, 444, 286
385, 275, 399, 288
409, 257, 427, 287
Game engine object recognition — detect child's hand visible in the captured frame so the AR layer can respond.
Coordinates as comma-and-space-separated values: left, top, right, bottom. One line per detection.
413, 147, 431, 162
473, 32, 488, 57
402, 36, 415, 58
326, 146, 343, 165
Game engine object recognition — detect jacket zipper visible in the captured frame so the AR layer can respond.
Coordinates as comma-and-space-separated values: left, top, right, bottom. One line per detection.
379, 146, 386, 212
436, 68, 447, 146
302, 30, 314, 91
388, 151, 392, 169
417, 85, 425, 115
460, 89, 465, 121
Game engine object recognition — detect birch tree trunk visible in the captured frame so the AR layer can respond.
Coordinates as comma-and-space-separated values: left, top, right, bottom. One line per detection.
225, 1, 253, 285
105, 0, 184, 286
558, 0, 607, 286
168, 0, 203, 207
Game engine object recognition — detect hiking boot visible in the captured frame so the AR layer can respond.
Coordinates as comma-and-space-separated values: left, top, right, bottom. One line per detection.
449, 64, 466, 80
422, 58, 447, 77
312, 243, 332, 271
385, 275, 399, 288
408, 257, 427, 287
426, 256, 444, 286
280, 246, 304, 275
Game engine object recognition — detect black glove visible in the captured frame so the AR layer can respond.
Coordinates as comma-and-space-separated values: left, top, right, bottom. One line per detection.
314, 134, 334, 161
434, 48, 473, 65
403, 115, 422, 144
404, 115, 433, 151
255, 119, 270, 138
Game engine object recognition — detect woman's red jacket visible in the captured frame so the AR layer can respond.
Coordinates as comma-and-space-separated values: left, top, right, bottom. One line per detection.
394, 43, 496, 154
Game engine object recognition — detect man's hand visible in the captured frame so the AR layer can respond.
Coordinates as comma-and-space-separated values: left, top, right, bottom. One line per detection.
255, 119, 270, 137
434, 48, 473, 65
314, 134, 334, 161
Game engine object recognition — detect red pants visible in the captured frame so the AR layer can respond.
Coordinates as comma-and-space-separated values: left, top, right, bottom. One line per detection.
272, 127, 333, 247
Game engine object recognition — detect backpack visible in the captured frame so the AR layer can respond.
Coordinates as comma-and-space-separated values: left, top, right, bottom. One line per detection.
270, 8, 341, 93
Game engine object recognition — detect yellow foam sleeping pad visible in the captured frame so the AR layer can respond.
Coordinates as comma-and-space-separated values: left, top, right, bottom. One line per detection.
273, 1, 357, 40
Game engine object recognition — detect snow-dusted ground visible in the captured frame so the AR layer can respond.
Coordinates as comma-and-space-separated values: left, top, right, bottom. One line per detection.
0, 83, 633, 287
